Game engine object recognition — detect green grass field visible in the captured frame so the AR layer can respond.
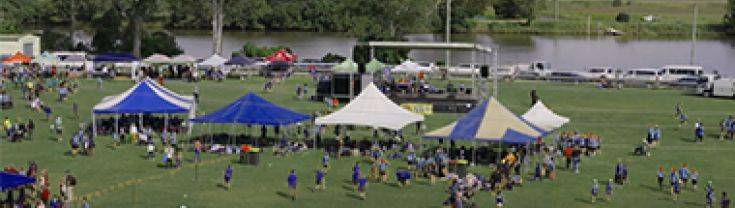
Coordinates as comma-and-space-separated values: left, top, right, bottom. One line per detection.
2, 75, 735, 207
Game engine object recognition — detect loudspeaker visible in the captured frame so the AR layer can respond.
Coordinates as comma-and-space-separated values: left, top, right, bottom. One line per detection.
480, 65, 490, 78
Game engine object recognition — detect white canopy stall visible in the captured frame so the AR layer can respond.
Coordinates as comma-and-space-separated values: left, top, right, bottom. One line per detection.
316, 83, 424, 130
521, 101, 570, 131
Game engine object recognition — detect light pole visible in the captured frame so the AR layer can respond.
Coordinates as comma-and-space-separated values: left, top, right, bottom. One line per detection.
445, 0, 452, 80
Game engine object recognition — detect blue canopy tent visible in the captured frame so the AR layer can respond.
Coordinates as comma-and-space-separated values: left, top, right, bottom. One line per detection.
423, 97, 548, 164
190, 92, 309, 145
225, 56, 255, 66
91, 78, 196, 137
0, 172, 35, 191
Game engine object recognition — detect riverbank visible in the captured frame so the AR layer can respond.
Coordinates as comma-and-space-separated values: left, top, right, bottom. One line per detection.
474, 0, 730, 37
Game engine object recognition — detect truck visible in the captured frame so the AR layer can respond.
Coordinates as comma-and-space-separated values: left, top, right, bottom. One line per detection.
699, 78, 735, 98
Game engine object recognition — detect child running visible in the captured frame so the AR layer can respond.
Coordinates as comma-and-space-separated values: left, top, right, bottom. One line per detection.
223, 165, 233, 190
314, 169, 325, 191
706, 181, 715, 208
657, 167, 665, 190
495, 190, 504, 207
691, 169, 699, 191
591, 179, 599, 203
352, 162, 360, 189
357, 173, 368, 200
679, 164, 690, 189
288, 169, 298, 200
605, 179, 614, 201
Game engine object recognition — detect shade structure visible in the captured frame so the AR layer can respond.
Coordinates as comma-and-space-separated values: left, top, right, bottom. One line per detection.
0, 172, 35, 191
93, 52, 140, 63
265, 50, 297, 62
31, 52, 60, 65
332, 59, 358, 72
143, 54, 172, 64
93, 78, 195, 114
521, 101, 570, 131
423, 97, 547, 144
365, 59, 385, 73
225, 56, 255, 66
190, 92, 310, 125
2, 52, 32, 64
316, 83, 424, 130
171, 55, 197, 64
199, 54, 227, 67
392, 59, 430, 73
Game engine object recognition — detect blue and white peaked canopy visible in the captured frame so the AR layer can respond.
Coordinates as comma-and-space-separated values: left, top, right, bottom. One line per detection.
190, 92, 309, 126
423, 97, 548, 144
93, 78, 195, 114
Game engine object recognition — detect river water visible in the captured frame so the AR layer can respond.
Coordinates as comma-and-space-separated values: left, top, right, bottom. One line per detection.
173, 30, 735, 75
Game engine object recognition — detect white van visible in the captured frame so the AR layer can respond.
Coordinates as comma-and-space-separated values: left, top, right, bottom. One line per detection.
490, 65, 516, 79
659, 65, 703, 83
700, 78, 735, 98
582, 67, 615, 80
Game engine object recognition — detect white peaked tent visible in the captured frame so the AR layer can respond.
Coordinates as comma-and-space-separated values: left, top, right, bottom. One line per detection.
521, 101, 570, 131
316, 83, 424, 130
392, 59, 430, 73
143, 54, 171, 64
198, 54, 227, 68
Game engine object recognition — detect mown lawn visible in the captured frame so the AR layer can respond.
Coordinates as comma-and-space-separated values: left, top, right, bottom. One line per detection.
2, 75, 735, 207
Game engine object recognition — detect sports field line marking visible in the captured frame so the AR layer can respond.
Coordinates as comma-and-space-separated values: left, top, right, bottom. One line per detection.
598, 143, 735, 151
78, 156, 230, 202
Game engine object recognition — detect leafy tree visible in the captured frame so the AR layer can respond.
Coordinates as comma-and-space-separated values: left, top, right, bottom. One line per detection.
615, 12, 630, 22
91, 8, 124, 52
726, 0, 735, 34
238, 42, 291, 57
41, 30, 73, 51
140, 31, 183, 57
492, 0, 537, 20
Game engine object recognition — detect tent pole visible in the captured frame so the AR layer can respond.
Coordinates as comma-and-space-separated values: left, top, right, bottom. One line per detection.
164, 114, 169, 131
472, 141, 477, 166
92, 111, 97, 138
138, 113, 143, 130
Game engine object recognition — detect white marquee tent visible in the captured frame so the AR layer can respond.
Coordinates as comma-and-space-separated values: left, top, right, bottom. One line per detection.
316, 83, 424, 130
198, 54, 227, 68
391, 59, 431, 74
521, 101, 570, 131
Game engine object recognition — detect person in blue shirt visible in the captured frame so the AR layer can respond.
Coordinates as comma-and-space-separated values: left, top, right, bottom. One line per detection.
534, 163, 542, 181
672, 179, 681, 201
648, 125, 662, 146
695, 121, 705, 143
378, 159, 389, 183
706, 181, 715, 208
357, 173, 368, 200
614, 159, 625, 185
657, 167, 665, 190
287, 169, 298, 200
495, 190, 504, 208
670, 168, 679, 187
680, 164, 690, 189
679, 111, 689, 128
223, 165, 233, 190
314, 169, 325, 191
352, 162, 360, 189
591, 179, 599, 203
605, 179, 614, 201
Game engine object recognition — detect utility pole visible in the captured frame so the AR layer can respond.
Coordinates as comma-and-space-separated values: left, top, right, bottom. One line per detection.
445, 0, 452, 80
690, 3, 698, 65
555, 0, 560, 21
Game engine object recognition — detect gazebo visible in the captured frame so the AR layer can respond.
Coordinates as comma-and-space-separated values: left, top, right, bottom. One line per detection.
91, 78, 196, 137
2, 52, 32, 64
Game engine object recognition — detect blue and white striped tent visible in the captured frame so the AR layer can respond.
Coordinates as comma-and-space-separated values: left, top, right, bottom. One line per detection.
423, 97, 547, 144
91, 78, 196, 136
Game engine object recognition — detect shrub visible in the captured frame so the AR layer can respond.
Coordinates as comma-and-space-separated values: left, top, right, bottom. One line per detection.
616, 12, 630, 22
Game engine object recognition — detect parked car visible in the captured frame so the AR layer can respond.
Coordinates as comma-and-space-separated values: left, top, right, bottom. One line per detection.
548, 71, 588, 82
582, 67, 615, 80
448, 63, 480, 76
490, 65, 517, 79
514, 70, 540, 80
658, 65, 703, 83
623, 68, 660, 88
668, 76, 706, 88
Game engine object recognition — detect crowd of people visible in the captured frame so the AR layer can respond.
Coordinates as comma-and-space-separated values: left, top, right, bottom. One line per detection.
2, 162, 86, 208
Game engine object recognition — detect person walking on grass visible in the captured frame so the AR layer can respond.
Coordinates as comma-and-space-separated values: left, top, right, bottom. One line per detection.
722, 192, 731, 208
322, 152, 330, 173
695, 121, 705, 143
657, 167, 665, 190
649, 125, 662, 147
691, 169, 699, 191
605, 179, 614, 201
495, 190, 504, 208
672, 179, 681, 202
147, 141, 155, 161
314, 169, 326, 191
679, 111, 689, 129
288, 169, 298, 200
680, 163, 690, 190
591, 179, 599, 204
357, 173, 368, 200
674, 102, 683, 119
352, 162, 360, 189
706, 182, 715, 208
223, 165, 233, 190
194, 139, 202, 163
